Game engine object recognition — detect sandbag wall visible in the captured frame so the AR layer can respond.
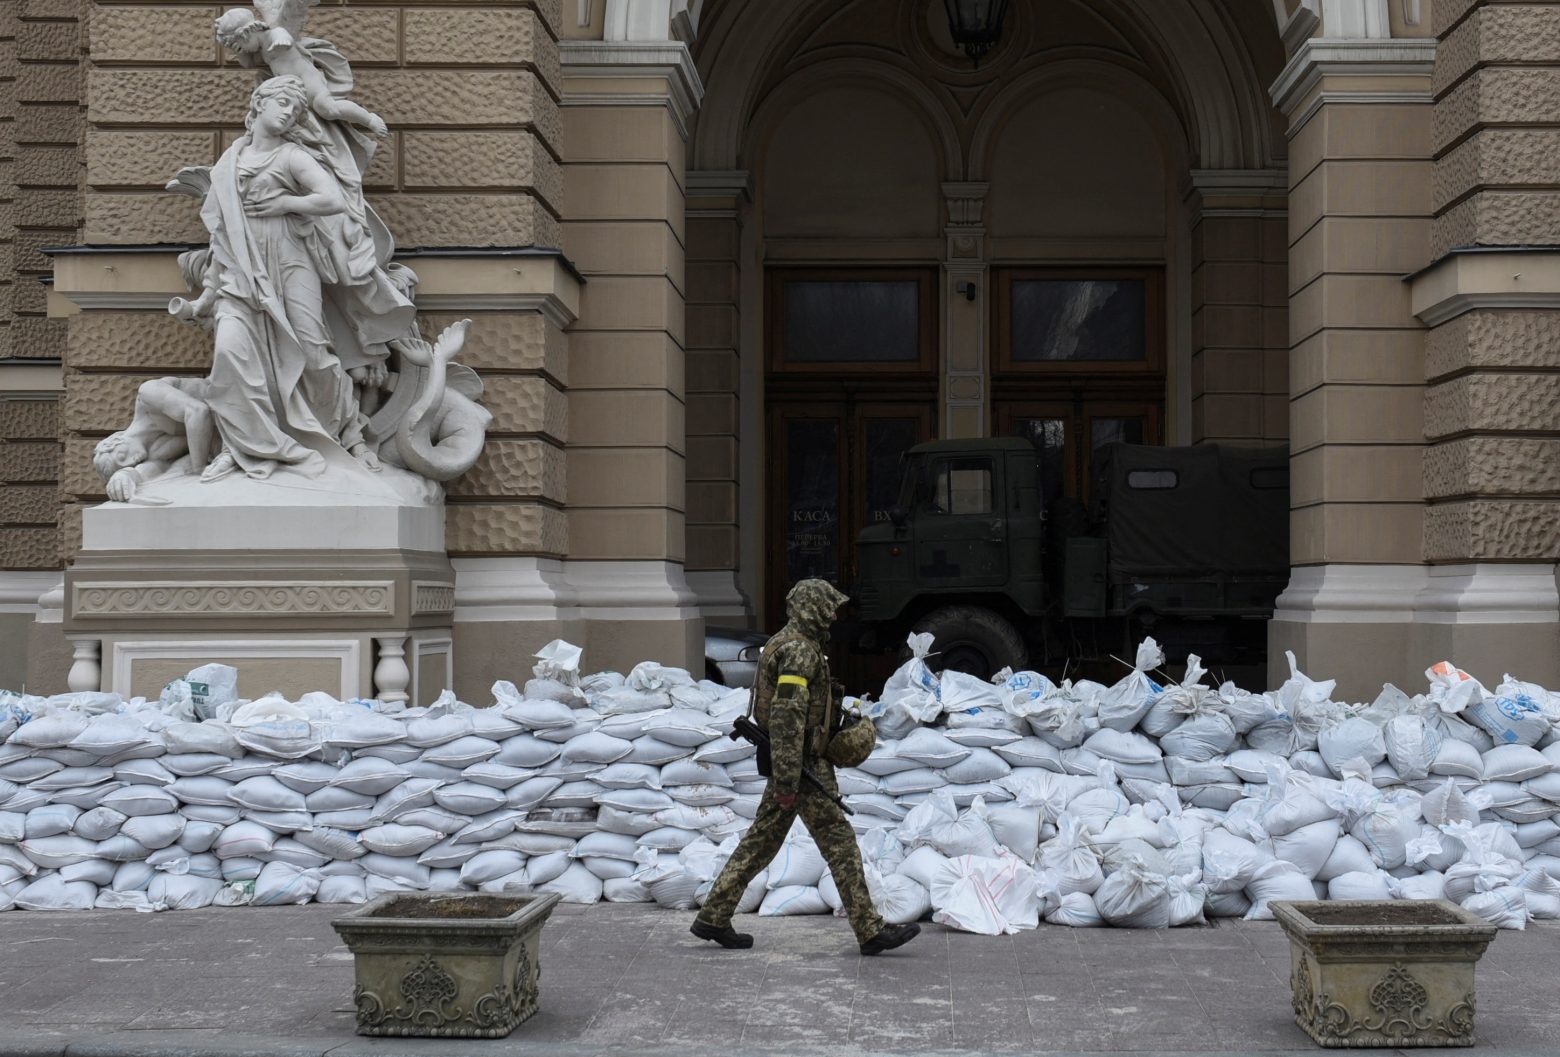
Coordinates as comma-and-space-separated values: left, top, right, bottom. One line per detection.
1, 643, 1559, 934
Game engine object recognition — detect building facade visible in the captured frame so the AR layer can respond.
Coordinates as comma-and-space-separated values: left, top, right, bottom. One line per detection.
0, 0, 1556, 701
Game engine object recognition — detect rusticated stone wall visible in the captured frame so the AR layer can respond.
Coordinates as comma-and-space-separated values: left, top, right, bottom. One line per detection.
0, 396, 61, 569
52, 0, 568, 564
1427, 0, 1560, 563
0, 0, 84, 572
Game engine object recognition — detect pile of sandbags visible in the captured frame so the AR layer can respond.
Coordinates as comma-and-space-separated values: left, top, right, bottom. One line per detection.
2, 637, 1558, 934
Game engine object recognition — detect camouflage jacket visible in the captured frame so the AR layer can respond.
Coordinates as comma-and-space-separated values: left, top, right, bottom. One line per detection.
752, 627, 832, 796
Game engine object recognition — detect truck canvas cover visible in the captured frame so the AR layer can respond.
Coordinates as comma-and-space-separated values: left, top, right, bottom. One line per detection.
1092, 443, 1289, 578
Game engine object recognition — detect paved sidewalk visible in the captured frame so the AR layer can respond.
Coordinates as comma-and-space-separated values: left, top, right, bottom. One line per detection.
1, 903, 1555, 1057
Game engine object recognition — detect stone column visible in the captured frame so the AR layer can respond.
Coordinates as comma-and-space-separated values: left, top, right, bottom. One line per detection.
1403, 0, 1560, 685
1267, 27, 1439, 698
1184, 171, 1290, 445
558, 35, 704, 673
942, 182, 988, 440
683, 169, 751, 623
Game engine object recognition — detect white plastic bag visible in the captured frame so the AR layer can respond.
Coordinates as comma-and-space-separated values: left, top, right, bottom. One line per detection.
930, 853, 1039, 935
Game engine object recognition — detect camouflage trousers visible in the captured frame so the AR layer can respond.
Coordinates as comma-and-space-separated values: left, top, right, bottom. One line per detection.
696, 765, 885, 944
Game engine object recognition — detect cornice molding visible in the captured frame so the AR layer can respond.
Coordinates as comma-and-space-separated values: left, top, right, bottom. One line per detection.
1270, 38, 1436, 133
559, 40, 705, 140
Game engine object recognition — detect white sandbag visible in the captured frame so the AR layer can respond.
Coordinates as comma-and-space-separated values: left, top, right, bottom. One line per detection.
1463, 688, 1548, 748
768, 833, 827, 889
21, 833, 99, 869
74, 806, 128, 842
1096, 640, 1166, 732
233, 716, 318, 760
229, 775, 307, 813
880, 768, 948, 796
454, 849, 524, 886
1041, 889, 1101, 927
1083, 728, 1161, 765
70, 714, 159, 758
314, 874, 367, 904
931, 853, 1039, 934
1202, 828, 1272, 894
1271, 819, 1342, 880
603, 876, 652, 903
1094, 859, 1172, 929
759, 884, 828, 916
1258, 766, 1335, 837
895, 844, 950, 892
1223, 750, 1283, 783
250, 862, 321, 906
1324, 870, 1391, 901
942, 748, 1011, 785
1425, 736, 1483, 779
24, 803, 80, 838
1385, 870, 1447, 901
1382, 715, 1442, 782
10, 710, 91, 749
99, 785, 179, 817
1314, 833, 1377, 882
894, 728, 971, 767
1065, 785, 1129, 835
1462, 886, 1528, 929
360, 824, 445, 857
986, 801, 1042, 863
1159, 714, 1238, 762
1318, 716, 1386, 777
692, 737, 754, 765
992, 737, 1064, 773
419, 735, 500, 769
1037, 817, 1103, 895
1244, 860, 1316, 920
540, 861, 603, 904
121, 813, 185, 851
661, 759, 732, 788
215, 820, 276, 860
923, 798, 1003, 859
1483, 744, 1552, 782
17, 874, 97, 910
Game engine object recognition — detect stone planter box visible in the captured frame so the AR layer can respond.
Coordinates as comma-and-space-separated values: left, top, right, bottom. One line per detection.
1272, 900, 1497, 1049
332, 891, 562, 1038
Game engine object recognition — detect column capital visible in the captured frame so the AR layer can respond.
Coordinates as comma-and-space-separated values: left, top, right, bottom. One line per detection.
560, 39, 705, 140
686, 170, 752, 218
1270, 37, 1435, 132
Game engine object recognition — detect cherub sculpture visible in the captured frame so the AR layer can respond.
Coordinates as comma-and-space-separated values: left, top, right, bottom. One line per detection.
214, 0, 387, 137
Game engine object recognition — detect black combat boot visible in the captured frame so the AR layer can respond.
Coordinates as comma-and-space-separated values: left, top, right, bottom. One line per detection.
860, 922, 920, 956
690, 917, 754, 949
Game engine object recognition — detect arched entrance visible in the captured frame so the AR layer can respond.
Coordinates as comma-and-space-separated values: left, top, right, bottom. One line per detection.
686, 0, 1290, 648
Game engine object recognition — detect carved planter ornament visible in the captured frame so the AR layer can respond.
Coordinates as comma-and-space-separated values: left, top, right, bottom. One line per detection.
1273, 900, 1496, 1049
333, 892, 561, 1038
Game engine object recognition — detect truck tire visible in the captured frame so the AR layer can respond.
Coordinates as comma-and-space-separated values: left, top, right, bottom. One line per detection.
910, 606, 1027, 680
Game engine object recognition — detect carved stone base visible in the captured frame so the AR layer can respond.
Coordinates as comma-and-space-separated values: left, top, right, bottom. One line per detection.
1273, 900, 1498, 1049
67, 499, 456, 703
332, 892, 561, 1038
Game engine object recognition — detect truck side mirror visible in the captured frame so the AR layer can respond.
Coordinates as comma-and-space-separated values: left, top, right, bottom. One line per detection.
889, 506, 907, 528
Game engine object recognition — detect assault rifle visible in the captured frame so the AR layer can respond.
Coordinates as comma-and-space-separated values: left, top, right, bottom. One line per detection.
730, 715, 854, 816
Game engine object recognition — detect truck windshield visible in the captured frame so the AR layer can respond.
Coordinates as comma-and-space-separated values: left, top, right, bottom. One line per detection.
897, 458, 921, 512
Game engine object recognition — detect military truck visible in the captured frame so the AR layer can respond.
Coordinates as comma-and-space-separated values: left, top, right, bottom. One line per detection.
850, 437, 1290, 677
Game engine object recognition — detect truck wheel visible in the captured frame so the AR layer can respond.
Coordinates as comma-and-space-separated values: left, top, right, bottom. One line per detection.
910, 606, 1027, 680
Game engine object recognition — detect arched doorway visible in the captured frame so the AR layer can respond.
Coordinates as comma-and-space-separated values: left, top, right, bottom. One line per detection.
686, 0, 1290, 653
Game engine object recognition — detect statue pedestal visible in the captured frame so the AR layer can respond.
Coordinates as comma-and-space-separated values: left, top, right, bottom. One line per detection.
65, 466, 456, 704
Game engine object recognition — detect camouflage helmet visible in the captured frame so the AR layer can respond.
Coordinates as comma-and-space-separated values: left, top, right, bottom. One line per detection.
824, 711, 876, 768
785, 578, 849, 639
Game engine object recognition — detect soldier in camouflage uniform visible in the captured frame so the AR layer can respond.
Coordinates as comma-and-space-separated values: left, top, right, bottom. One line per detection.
691, 578, 920, 955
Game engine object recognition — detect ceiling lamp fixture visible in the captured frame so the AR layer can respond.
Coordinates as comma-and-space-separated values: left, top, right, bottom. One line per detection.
942, 0, 1010, 65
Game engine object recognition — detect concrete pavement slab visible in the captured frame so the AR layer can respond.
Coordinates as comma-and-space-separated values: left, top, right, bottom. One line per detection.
1, 904, 1556, 1056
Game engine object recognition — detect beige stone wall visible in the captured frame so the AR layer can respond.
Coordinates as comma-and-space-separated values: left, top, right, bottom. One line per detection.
1281, 66, 1435, 565
560, 88, 686, 564
1187, 179, 1290, 445
683, 179, 742, 578
1427, 1, 1560, 563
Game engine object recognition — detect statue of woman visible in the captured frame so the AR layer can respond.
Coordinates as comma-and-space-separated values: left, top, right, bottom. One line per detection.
193, 75, 415, 482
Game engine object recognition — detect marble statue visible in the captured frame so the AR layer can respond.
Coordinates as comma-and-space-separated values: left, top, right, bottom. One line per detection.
97, 0, 488, 505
